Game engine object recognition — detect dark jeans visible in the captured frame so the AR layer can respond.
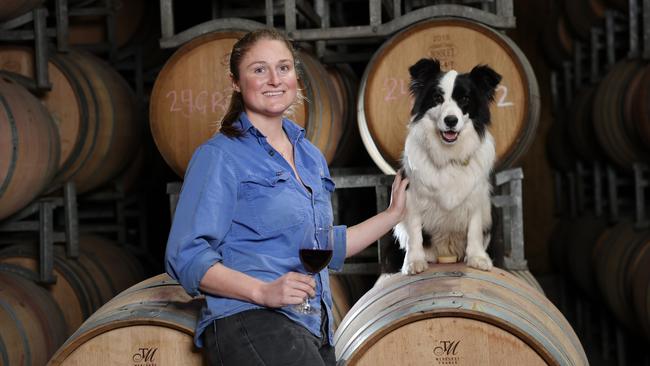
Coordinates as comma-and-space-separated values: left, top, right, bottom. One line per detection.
203, 309, 336, 366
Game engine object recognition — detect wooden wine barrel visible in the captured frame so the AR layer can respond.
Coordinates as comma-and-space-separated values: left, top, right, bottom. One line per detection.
358, 18, 540, 174
508, 269, 545, 294
0, 235, 144, 334
150, 31, 344, 177
330, 274, 378, 331
0, 48, 140, 193
48, 273, 205, 366
327, 64, 369, 167
78, 234, 145, 295
293, 49, 343, 164
567, 87, 604, 161
334, 264, 587, 365
593, 222, 650, 331
110, 144, 145, 193
545, 117, 578, 173
540, 15, 574, 69
593, 60, 649, 169
330, 275, 353, 331
0, 244, 101, 334
565, 214, 610, 300
0, 0, 44, 21
632, 240, 650, 341
62, 50, 140, 193
0, 264, 67, 366
0, 75, 60, 220
548, 216, 574, 274
67, 0, 146, 48
627, 64, 650, 149
0, 47, 91, 186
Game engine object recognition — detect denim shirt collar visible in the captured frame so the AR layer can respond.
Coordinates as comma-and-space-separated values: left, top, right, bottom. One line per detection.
236, 112, 305, 144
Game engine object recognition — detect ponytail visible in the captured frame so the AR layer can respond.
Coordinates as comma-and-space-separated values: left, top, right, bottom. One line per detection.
219, 91, 245, 137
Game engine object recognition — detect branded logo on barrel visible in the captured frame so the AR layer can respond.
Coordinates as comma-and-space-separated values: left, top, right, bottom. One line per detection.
132, 347, 157, 366
433, 340, 461, 365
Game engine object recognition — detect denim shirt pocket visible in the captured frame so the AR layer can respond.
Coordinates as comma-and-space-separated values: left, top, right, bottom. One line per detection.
314, 175, 335, 226
240, 171, 307, 235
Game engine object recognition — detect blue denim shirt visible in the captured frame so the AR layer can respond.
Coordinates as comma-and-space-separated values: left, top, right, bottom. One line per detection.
165, 113, 347, 347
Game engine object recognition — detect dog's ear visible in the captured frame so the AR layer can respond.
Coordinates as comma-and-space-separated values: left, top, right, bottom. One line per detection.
409, 58, 441, 94
469, 65, 502, 102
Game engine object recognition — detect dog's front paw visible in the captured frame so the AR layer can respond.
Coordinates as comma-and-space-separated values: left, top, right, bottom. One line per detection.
401, 258, 428, 275
466, 255, 493, 271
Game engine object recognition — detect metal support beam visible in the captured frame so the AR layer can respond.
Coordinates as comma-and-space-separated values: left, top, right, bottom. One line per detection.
33, 7, 50, 90
628, 0, 639, 57
369, 0, 382, 27
495, 0, 513, 19
492, 168, 527, 271
605, 11, 616, 66
55, 0, 69, 52
591, 27, 603, 83
644, 0, 650, 59
38, 200, 56, 284
284, 0, 297, 32
64, 181, 79, 258
593, 161, 604, 217
266, 0, 274, 26
607, 165, 620, 222
634, 163, 649, 229
160, 0, 175, 40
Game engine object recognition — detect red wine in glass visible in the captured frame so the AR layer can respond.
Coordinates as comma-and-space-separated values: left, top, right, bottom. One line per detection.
295, 226, 333, 314
299, 248, 333, 273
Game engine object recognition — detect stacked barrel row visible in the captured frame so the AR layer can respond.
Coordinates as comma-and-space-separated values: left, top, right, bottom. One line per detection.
542, 0, 650, 171
0, 235, 144, 365
551, 217, 650, 341
541, 0, 650, 359
0, 47, 141, 221
1, 3, 154, 365
541, 0, 628, 70
148, 31, 362, 177
0, 0, 160, 221
546, 60, 650, 172
148, 18, 541, 177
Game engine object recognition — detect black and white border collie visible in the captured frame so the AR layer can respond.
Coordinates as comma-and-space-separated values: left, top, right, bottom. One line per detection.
394, 58, 502, 274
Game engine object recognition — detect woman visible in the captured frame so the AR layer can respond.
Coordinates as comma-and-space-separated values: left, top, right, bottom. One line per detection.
165, 28, 408, 366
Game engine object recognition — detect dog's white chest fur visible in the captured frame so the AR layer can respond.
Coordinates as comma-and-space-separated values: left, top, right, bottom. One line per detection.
394, 58, 502, 275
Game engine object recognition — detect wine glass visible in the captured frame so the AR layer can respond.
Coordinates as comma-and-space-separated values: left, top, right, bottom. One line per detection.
295, 225, 333, 314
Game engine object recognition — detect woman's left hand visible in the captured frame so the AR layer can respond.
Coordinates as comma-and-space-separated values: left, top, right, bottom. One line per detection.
386, 169, 409, 224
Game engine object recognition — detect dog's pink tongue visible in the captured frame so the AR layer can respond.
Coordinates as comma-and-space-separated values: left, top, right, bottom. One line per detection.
443, 131, 458, 140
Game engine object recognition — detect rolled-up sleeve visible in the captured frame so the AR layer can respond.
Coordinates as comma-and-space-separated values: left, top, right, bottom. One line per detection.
165, 145, 238, 297
328, 224, 347, 271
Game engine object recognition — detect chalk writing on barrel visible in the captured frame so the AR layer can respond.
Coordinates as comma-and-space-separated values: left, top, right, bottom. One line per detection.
166, 88, 233, 118
382, 77, 514, 108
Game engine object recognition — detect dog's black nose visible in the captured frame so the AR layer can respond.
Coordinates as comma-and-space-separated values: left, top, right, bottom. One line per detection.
444, 116, 458, 127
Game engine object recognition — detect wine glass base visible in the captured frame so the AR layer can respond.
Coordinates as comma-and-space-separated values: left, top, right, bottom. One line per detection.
294, 300, 319, 315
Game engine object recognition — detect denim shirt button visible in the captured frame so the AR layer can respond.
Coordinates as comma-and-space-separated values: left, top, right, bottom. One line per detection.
268, 150, 275, 156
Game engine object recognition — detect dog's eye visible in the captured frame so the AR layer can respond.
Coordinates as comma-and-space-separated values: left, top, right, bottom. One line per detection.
433, 95, 444, 105
458, 96, 470, 106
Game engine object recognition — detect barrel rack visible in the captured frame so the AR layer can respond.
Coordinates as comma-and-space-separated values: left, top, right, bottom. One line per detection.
166, 168, 528, 277
157, 0, 535, 276
0, 0, 151, 282
0, 182, 78, 283
158, 0, 516, 57
549, 0, 650, 364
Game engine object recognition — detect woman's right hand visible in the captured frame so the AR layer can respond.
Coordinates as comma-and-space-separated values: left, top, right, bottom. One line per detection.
254, 272, 316, 308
